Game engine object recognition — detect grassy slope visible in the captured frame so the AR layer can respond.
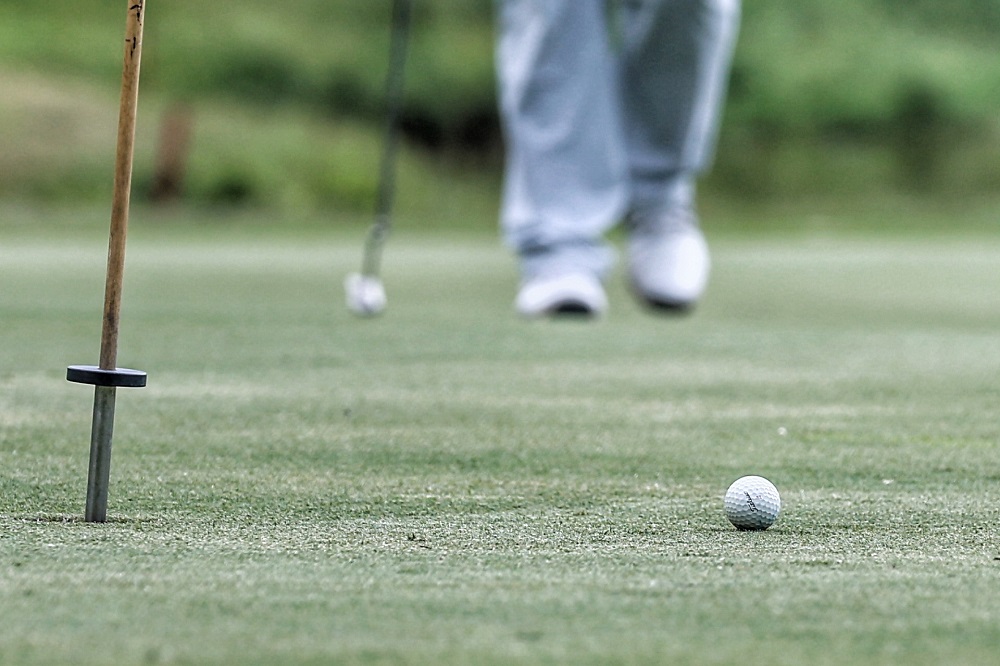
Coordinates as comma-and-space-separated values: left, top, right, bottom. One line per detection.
2, 209, 1000, 664
0, 0, 499, 210
3, 0, 1000, 209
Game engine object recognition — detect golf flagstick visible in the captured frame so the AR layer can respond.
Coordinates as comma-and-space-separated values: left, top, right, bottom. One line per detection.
67, 0, 149, 523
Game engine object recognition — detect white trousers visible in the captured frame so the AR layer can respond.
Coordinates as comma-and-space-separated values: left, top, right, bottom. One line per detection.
495, 0, 740, 278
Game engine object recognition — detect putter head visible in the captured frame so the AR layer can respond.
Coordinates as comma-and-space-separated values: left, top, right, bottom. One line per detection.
344, 272, 387, 317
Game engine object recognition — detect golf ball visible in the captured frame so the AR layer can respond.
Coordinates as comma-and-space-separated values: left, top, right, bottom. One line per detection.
724, 475, 780, 531
344, 273, 387, 316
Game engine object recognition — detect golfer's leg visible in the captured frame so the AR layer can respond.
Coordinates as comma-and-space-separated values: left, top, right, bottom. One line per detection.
618, 0, 740, 216
495, 0, 627, 283
616, 0, 740, 310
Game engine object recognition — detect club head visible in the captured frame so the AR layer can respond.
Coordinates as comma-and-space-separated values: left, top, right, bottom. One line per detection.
344, 272, 387, 317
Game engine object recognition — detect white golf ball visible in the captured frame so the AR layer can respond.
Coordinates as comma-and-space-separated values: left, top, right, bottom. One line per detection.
344, 273, 387, 316
724, 475, 780, 531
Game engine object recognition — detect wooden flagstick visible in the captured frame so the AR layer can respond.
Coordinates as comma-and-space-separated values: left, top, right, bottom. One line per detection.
67, 0, 149, 522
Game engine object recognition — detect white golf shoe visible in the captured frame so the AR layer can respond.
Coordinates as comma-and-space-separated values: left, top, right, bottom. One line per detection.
515, 272, 608, 318
627, 212, 710, 312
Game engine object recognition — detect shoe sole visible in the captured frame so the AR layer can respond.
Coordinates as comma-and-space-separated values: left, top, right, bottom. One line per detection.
638, 295, 696, 314
550, 301, 598, 317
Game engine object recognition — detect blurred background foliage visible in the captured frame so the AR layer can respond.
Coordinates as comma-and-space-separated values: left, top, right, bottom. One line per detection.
1, 0, 998, 223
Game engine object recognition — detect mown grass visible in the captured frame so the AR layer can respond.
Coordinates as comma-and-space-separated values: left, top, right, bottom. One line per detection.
2, 206, 1000, 664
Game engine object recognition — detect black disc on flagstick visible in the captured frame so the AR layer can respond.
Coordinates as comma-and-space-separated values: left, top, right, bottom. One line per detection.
67, 365, 147, 388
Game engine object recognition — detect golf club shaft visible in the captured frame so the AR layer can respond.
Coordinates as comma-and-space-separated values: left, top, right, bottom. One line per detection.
361, 0, 412, 278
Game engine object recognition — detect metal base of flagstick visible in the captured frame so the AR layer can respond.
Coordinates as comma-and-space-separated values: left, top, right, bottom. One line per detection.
67, 365, 147, 522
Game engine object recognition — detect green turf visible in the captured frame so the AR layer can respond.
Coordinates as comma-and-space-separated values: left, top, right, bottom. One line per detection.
2, 208, 1000, 665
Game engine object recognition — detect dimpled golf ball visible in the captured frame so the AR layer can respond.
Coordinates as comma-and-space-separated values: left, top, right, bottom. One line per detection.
724, 475, 780, 531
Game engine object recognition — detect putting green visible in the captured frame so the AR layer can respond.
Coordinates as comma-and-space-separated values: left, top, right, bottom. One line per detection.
2, 224, 999, 665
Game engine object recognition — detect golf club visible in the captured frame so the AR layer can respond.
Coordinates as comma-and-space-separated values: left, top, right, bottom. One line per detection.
345, 0, 412, 317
